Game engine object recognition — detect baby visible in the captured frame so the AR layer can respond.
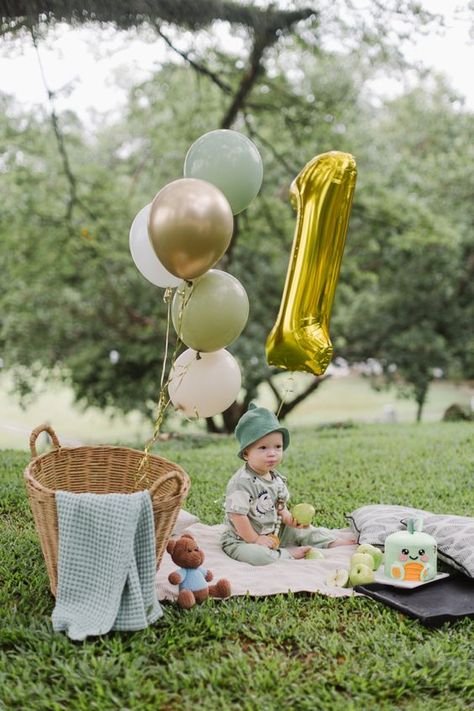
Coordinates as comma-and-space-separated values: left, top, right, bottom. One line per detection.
221, 403, 355, 565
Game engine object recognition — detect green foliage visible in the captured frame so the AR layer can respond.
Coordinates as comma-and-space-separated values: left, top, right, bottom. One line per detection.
1, 19, 473, 426
333, 80, 474, 419
442, 404, 473, 423
0, 52, 357, 419
1, 423, 473, 709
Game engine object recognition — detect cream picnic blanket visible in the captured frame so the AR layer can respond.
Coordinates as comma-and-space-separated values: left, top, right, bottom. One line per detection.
156, 523, 358, 600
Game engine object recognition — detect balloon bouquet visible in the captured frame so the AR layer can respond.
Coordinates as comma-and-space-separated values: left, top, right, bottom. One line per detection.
130, 125, 358, 467
129, 129, 263, 425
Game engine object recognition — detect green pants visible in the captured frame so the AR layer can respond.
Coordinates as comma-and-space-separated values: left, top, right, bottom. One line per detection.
221, 524, 335, 566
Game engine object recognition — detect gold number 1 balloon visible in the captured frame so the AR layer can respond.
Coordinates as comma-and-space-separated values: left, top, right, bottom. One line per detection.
266, 151, 357, 376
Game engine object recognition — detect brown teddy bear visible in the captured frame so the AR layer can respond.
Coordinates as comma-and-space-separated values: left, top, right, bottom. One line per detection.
167, 533, 231, 609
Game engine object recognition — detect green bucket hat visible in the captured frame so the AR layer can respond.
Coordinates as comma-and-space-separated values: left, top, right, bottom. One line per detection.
235, 402, 290, 459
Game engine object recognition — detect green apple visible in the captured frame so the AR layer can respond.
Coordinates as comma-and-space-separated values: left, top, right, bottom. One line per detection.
349, 563, 375, 587
305, 548, 324, 560
292, 503, 315, 526
351, 552, 376, 570
326, 568, 349, 588
356, 544, 383, 570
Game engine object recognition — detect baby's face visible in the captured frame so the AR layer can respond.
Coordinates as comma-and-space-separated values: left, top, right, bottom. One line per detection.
244, 431, 283, 475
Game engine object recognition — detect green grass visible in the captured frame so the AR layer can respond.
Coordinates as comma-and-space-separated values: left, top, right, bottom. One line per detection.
1, 423, 473, 710
1, 371, 472, 449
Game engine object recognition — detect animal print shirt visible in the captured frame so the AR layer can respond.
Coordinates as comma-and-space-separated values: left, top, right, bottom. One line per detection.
222, 463, 290, 541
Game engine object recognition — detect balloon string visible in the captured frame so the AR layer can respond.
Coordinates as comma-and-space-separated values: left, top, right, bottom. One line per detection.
135, 283, 194, 489
276, 375, 295, 419
160, 288, 173, 390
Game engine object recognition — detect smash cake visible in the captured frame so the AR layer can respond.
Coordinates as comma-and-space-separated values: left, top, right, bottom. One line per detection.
384, 518, 437, 582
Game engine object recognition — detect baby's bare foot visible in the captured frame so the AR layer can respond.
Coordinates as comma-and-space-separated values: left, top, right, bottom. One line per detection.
328, 538, 357, 547
288, 546, 312, 559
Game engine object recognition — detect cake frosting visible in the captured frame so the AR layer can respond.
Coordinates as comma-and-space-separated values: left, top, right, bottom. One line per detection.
384, 518, 437, 582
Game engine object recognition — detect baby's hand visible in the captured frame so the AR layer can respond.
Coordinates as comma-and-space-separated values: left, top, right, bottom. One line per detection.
281, 509, 308, 528
292, 519, 310, 529
255, 535, 277, 549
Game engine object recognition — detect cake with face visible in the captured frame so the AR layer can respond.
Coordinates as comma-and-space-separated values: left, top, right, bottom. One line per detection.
384, 518, 437, 582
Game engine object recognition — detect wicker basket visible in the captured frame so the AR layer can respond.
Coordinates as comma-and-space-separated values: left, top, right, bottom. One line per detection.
24, 424, 190, 596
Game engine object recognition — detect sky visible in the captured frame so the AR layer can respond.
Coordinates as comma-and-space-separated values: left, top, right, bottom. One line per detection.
0, 0, 473, 125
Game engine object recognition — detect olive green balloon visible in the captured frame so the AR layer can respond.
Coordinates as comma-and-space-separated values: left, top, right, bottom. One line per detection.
172, 270, 250, 352
184, 130, 263, 214
148, 178, 233, 280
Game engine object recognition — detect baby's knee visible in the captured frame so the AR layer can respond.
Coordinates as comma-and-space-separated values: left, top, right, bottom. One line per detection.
247, 545, 277, 566
222, 541, 278, 566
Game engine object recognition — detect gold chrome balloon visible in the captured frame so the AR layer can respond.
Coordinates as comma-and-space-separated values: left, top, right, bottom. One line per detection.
148, 178, 233, 280
266, 151, 357, 375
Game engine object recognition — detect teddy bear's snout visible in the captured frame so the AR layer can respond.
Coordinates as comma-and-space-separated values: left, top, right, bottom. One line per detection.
187, 550, 204, 566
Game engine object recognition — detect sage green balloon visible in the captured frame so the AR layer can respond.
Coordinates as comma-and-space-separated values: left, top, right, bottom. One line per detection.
172, 270, 250, 352
183, 129, 263, 215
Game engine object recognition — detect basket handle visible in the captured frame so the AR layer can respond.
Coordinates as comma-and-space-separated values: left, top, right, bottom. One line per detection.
148, 469, 184, 497
29, 424, 61, 459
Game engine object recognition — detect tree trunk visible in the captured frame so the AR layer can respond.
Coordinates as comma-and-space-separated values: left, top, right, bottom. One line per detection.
415, 384, 428, 422
222, 400, 247, 432
205, 399, 247, 434
205, 416, 222, 434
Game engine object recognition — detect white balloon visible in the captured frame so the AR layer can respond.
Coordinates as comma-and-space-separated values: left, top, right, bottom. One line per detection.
168, 348, 241, 418
129, 204, 181, 288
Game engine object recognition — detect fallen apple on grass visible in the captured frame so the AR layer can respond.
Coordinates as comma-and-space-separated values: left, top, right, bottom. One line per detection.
356, 543, 383, 570
292, 503, 315, 526
326, 568, 349, 588
349, 563, 375, 586
304, 548, 324, 560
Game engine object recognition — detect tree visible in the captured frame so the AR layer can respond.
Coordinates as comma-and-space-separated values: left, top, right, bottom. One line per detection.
0, 54, 359, 423
1, 2, 471, 428
332, 79, 474, 420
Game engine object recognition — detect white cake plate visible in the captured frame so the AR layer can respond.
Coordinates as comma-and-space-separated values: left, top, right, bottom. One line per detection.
373, 566, 449, 589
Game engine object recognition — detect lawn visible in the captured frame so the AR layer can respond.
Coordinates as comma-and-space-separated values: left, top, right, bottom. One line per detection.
1, 371, 472, 449
1, 423, 473, 710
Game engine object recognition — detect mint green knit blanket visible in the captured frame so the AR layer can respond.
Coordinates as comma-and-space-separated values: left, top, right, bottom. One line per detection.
52, 490, 163, 641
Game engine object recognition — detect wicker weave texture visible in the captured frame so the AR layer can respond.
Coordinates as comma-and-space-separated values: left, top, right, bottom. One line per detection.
24, 424, 190, 596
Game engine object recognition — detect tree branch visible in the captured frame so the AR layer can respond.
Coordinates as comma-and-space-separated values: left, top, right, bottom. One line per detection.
269, 374, 330, 419
266, 375, 282, 405
31, 26, 78, 221
154, 24, 234, 95
0, 1, 316, 34
243, 112, 298, 175
220, 28, 270, 129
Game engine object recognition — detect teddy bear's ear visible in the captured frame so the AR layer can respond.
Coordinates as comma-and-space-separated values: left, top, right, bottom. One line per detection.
167, 538, 177, 554
181, 533, 196, 542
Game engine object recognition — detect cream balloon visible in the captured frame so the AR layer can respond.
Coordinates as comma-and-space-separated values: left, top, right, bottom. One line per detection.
129, 204, 181, 288
148, 178, 234, 280
168, 348, 241, 418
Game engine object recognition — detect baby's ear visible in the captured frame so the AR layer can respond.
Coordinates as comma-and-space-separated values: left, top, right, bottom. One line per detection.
242, 450, 248, 460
